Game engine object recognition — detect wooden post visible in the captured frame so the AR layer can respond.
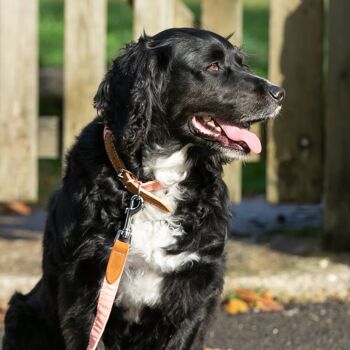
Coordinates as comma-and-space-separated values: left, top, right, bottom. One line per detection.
39, 116, 60, 159
267, 0, 323, 203
63, 0, 107, 152
0, 0, 38, 202
201, 0, 243, 202
324, 0, 350, 250
133, 0, 194, 39
201, 0, 242, 45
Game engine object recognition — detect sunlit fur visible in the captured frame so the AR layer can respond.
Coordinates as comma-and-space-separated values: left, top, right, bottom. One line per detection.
3, 28, 283, 350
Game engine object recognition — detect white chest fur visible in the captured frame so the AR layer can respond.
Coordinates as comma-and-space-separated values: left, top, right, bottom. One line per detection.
115, 146, 200, 321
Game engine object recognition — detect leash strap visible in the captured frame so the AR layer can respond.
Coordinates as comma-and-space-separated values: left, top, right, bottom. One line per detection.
103, 127, 172, 213
87, 194, 143, 350
87, 240, 129, 350
87, 128, 173, 349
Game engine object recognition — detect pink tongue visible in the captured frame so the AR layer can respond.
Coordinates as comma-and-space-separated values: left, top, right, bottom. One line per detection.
216, 119, 262, 154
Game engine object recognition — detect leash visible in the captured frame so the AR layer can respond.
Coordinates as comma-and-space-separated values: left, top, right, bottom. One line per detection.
86, 128, 172, 350
87, 195, 143, 350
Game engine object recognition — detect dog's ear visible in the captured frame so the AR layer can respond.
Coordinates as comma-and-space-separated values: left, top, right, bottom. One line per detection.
94, 34, 171, 154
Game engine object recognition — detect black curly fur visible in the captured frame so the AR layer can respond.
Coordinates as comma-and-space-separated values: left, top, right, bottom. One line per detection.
3, 28, 283, 350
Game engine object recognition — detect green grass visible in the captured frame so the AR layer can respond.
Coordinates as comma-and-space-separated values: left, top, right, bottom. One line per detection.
243, 0, 269, 77
38, 159, 62, 206
39, 0, 134, 67
39, 0, 64, 67
242, 161, 266, 196
107, 0, 133, 66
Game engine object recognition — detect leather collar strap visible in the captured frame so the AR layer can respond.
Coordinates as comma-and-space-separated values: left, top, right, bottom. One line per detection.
103, 127, 172, 213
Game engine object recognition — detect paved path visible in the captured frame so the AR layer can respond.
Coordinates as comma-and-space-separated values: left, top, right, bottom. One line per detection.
1, 199, 346, 350
207, 302, 350, 350
0, 196, 323, 239
230, 196, 322, 237
1, 302, 350, 350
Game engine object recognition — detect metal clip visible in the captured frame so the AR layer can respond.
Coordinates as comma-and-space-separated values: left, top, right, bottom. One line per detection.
117, 168, 126, 180
115, 194, 144, 242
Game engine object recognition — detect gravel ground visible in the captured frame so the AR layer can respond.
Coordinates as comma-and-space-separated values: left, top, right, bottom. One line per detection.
207, 302, 350, 350
1, 302, 350, 350
1, 205, 350, 349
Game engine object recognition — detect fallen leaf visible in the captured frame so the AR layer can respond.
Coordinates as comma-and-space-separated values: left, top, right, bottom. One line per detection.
235, 289, 260, 303
223, 288, 284, 315
223, 298, 249, 315
256, 299, 284, 312
4, 201, 31, 216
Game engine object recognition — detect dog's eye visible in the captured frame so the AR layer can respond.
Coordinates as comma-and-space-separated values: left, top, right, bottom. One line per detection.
207, 63, 220, 72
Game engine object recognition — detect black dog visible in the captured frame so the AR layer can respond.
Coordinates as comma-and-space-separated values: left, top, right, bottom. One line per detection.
3, 28, 284, 350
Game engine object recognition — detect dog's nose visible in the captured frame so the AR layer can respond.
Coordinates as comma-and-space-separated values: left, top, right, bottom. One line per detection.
268, 85, 285, 104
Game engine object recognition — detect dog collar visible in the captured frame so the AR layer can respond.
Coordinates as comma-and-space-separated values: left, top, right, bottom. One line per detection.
103, 126, 172, 213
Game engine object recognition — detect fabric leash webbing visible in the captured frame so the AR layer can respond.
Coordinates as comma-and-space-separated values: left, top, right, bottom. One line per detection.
103, 127, 172, 213
87, 127, 173, 350
87, 240, 129, 350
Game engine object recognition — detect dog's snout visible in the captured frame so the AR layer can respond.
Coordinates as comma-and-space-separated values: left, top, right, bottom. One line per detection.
268, 85, 285, 104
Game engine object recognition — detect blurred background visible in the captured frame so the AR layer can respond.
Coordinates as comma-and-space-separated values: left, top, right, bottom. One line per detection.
0, 0, 350, 349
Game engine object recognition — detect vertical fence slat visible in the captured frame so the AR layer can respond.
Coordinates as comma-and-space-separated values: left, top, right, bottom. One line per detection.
267, 0, 323, 203
0, 0, 38, 202
133, 0, 194, 39
201, 0, 242, 45
201, 0, 243, 203
63, 0, 107, 152
324, 0, 350, 250
174, 0, 195, 28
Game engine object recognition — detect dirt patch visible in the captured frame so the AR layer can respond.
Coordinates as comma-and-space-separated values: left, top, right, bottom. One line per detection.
224, 239, 350, 302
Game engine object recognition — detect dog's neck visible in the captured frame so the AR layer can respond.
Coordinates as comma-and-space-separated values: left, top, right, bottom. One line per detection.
142, 144, 191, 188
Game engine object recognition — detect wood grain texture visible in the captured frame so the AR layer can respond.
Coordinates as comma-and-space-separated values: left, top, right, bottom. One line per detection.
201, 0, 242, 45
0, 0, 38, 201
324, 0, 350, 250
39, 116, 60, 159
133, 0, 194, 39
201, 0, 243, 202
63, 0, 106, 152
267, 0, 323, 203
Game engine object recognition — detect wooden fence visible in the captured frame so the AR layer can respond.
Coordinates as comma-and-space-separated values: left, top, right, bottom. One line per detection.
0, 0, 349, 248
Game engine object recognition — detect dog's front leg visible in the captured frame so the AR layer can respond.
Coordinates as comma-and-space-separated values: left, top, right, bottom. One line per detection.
61, 306, 106, 350
58, 281, 106, 350
165, 298, 217, 350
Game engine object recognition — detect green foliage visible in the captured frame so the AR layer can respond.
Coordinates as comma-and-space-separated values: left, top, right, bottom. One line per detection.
243, 0, 269, 77
40, 0, 134, 67
38, 159, 62, 206
242, 160, 266, 196
39, 0, 64, 66
183, 0, 201, 24
107, 0, 133, 65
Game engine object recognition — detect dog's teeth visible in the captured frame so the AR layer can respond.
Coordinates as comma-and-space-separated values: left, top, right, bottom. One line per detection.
207, 121, 216, 128
202, 115, 212, 122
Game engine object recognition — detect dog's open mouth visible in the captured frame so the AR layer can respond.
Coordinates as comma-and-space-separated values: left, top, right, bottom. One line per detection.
190, 114, 262, 155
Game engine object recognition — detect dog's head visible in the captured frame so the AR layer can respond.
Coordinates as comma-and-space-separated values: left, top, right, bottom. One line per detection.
94, 28, 284, 161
